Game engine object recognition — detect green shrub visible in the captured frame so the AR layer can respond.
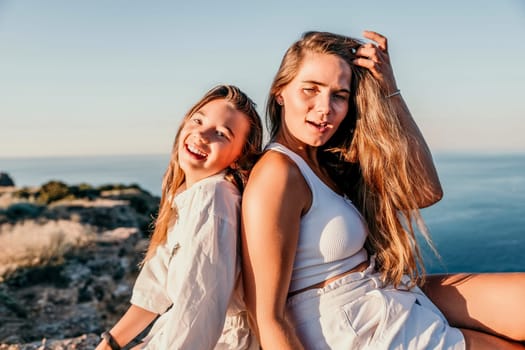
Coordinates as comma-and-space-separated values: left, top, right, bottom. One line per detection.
13, 187, 32, 199
97, 183, 141, 192
69, 183, 100, 200
36, 181, 71, 204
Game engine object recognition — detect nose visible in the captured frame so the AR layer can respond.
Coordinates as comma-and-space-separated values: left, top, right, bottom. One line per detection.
193, 127, 211, 143
315, 92, 331, 118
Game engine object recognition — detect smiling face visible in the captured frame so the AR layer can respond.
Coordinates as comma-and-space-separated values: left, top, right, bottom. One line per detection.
276, 52, 351, 150
177, 99, 251, 187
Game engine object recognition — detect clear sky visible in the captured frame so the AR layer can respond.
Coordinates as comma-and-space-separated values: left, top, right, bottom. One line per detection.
1, 0, 524, 158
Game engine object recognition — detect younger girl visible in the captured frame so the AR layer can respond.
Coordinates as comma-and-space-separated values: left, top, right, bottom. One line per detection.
96, 85, 263, 349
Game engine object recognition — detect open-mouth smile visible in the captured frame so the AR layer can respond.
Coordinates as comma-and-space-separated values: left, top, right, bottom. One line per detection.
185, 143, 208, 160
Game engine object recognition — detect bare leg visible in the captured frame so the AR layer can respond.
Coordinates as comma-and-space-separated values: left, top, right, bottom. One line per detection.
461, 329, 525, 350
423, 273, 525, 341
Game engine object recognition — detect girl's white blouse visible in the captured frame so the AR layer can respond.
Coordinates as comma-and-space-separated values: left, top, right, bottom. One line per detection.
131, 173, 256, 349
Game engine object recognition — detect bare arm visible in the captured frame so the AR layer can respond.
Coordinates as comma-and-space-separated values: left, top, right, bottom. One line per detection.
97, 233, 173, 349
241, 152, 309, 349
95, 304, 157, 350
355, 30, 443, 208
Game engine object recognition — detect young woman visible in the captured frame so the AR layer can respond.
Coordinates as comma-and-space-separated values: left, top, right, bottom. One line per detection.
241, 31, 525, 349
96, 85, 263, 350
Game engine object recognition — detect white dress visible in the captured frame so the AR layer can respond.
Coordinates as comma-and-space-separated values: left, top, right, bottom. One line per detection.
130, 173, 258, 349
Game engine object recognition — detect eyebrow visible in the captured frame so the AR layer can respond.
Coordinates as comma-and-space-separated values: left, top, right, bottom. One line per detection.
194, 111, 236, 138
301, 80, 351, 94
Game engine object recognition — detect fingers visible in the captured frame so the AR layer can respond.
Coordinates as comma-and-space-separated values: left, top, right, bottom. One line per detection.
352, 56, 385, 82
354, 30, 390, 67
355, 44, 388, 64
353, 30, 398, 91
352, 57, 375, 70
362, 30, 388, 52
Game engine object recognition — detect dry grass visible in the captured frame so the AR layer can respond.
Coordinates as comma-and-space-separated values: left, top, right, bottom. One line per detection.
0, 220, 95, 282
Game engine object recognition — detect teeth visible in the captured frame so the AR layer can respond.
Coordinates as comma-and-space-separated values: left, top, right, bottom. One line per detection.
187, 144, 207, 157
308, 120, 328, 128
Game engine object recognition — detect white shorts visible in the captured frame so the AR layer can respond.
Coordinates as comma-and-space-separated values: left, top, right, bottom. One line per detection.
286, 260, 465, 350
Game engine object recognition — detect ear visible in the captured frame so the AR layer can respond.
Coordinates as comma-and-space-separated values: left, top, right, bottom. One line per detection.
276, 94, 284, 106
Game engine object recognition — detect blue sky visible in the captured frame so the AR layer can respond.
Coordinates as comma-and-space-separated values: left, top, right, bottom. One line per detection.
1, 0, 524, 157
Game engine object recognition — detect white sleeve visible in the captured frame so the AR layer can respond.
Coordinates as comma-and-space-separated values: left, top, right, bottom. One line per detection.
130, 243, 173, 314
143, 187, 240, 349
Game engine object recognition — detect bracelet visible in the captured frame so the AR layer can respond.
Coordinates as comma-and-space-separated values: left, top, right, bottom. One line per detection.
101, 331, 121, 350
385, 89, 401, 98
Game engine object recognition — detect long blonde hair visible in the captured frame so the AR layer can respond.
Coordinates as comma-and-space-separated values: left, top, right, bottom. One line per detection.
145, 85, 263, 260
267, 31, 436, 287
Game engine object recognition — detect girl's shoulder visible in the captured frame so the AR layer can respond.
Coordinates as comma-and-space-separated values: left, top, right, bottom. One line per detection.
195, 174, 239, 199
185, 175, 241, 222
177, 173, 239, 202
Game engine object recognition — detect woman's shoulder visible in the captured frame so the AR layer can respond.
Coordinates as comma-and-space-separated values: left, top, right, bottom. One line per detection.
245, 150, 309, 200
253, 149, 301, 177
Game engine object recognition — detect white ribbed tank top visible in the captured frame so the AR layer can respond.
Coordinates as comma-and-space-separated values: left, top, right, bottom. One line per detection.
267, 143, 369, 292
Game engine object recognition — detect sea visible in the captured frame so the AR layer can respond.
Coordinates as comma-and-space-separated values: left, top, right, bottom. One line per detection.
1, 153, 524, 274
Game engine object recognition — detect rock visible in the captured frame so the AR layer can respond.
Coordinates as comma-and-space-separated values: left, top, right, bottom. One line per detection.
0, 333, 101, 350
4, 203, 45, 222
0, 226, 143, 344
0, 181, 158, 348
0, 173, 15, 187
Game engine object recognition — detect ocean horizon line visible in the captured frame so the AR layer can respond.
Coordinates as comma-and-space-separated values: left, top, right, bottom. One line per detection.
2, 149, 525, 160
0, 152, 171, 161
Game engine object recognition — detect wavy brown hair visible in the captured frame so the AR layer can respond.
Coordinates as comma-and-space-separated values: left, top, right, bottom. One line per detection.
144, 85, 263, 260
267, 31, 437, 287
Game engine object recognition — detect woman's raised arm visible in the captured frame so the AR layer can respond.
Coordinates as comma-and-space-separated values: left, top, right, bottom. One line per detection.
355, 30, 443, 208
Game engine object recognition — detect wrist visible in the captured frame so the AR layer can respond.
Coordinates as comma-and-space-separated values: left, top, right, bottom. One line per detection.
100, 331, 122, 350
